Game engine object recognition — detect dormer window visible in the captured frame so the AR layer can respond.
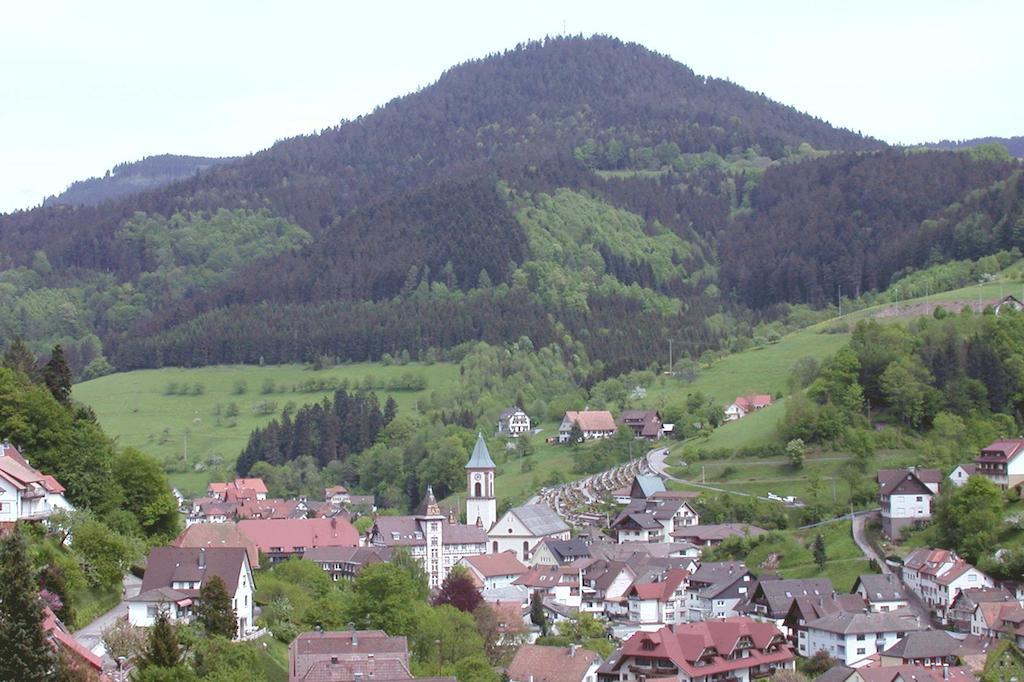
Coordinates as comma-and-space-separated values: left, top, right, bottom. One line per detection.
642, 639, 656, 651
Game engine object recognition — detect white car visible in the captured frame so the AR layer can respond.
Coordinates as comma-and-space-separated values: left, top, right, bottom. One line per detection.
766, 492, 782, 501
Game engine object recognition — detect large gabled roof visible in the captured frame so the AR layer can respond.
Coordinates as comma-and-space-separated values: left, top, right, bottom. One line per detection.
509, 504, 570, 536
465, 432, 496, 469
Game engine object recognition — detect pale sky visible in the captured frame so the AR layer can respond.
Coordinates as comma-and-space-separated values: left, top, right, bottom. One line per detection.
1, 1, 1020, 214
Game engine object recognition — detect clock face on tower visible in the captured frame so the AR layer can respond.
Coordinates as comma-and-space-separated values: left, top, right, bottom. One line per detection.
473, 473, 482, 481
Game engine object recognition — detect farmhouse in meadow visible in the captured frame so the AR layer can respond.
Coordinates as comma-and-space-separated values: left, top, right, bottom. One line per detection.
558, 410, 617, 443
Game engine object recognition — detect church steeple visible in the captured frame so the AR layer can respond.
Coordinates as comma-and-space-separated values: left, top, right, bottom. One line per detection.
465, 432, 497, 535
423, 485, 441, 517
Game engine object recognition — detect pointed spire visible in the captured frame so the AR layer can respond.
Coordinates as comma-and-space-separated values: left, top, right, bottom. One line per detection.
424, 486, 440, 516
465, 432, 496, 469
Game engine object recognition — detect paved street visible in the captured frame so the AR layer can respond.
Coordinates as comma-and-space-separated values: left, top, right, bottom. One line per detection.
73, 573, 142, 664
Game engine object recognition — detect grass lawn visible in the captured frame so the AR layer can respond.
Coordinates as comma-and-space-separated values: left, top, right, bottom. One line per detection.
668, 449, 918, 510
642, 328, 850, 409
741, 521, 875, 592
71, 584, 121, 631
680, 400, 788, 455
75, 362, 459, 495
246, 636, 289, 682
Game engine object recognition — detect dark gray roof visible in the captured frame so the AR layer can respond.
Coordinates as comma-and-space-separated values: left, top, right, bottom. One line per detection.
542, 538, 591, 562
855, 573, 909, 602
510, 504, 570, 536
140, 546, 248, 598
752, 578, 835, 617
816, 667, 857, 682
806, 610, 926, 635
465, 433, 496, 469
882, 630, 966, 659
688, 561, 752, 598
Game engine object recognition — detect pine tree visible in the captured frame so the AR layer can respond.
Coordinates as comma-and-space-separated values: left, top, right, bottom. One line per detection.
530, 590, 548, 636
196, 576, 237, 639
2, 336, 38, 380
383, 396, 398, 424
42, 344, 73, 406
813, 533, 827, 569
0, 529, 56, 681
141, 610, 181, 669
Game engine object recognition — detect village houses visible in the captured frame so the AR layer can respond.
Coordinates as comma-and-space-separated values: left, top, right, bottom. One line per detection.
800, 611, 928, 666
611, 493, 699, 544
901, 548, 994, 624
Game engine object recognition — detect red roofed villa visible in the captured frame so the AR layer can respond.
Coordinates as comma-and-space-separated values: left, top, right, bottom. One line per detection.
0, 441, 73, 523
558, 410, 618, 443
724, 395, 774, 422
602, 617, 795, 681
973, 438, 1024, 489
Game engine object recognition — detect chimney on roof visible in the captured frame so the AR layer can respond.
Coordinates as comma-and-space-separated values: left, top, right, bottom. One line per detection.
198, 548, 206, 569
943, 664, 949, 680
330, 656, 338, 665
349, 622, 357, 646
570, 644, 577, 658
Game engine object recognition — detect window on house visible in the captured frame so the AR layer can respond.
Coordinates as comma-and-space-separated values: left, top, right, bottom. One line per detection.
857, 648, 866, 655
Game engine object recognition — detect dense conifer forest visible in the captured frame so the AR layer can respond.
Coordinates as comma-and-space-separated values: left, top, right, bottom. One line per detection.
1, 36, 1021, 378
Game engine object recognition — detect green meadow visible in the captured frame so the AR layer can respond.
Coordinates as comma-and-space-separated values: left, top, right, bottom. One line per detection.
75, 362, 459, 495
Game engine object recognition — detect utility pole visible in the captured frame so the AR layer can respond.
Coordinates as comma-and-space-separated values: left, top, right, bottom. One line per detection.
838, 284, 842, 317
668, 339, 674, 376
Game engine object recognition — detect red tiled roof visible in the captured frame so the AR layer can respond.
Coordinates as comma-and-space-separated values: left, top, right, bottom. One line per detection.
976, 439, 1024, 462
508, 644, 599, 682
238, 517, 358, 553
563, 410, 617, 432
628, 568, 689, 602
613, 618, 793, 678
172, 522, 261, 569
0, 443, 65, 493
733, 394, 773, 411
463, 551, 528, 578
42, 606, 105, 675
235, 477, 268, 494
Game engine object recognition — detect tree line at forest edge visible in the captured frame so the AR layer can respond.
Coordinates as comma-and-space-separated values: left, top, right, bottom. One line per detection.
9, 36, 1022, 380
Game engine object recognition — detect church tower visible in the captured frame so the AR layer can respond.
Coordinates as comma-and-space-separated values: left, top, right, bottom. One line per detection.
419, 485, 445, 588
465, 432, 497, 533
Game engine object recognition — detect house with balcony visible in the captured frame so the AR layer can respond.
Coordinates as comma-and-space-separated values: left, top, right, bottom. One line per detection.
611, 494, 699, 544
741, 578, 836, 626
0, 442, 73, 523
458, 551, 529, 590
950, 587, 1014, 633
626, 569, 690, 626
620, 410, 665, 440
599, 617, 795, 682
973, 439, 1024, 489
784, 593, 870, 656
684, 561, 756, 622
580, 559, 636, 618
302, 546, 390, 581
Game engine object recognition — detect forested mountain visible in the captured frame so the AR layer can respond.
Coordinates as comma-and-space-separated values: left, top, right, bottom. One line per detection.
1, 35, 1021, 378
923, 136, 1024, 158
42, 154, 235, 208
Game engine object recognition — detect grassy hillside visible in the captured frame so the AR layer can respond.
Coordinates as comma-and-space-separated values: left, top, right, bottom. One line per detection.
75, 362, 459, 494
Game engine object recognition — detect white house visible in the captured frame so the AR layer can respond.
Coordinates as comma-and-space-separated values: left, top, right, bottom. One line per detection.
723, 394, 773, 422
558, 410, 617, 443
497, 407, 531, 437
611, 493, 699, 544
948, 463, 978, 487
684, 561, 756, 622
852, 574, 909, 613
128, 546, 255, 639
0, 442, 73, 523
902, 548, 994, 623
580, 559, 636, 617
488, 504, 570, 561
877, 468, 941, 538
626, 569, 689, 626
802, 611, 927, 666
